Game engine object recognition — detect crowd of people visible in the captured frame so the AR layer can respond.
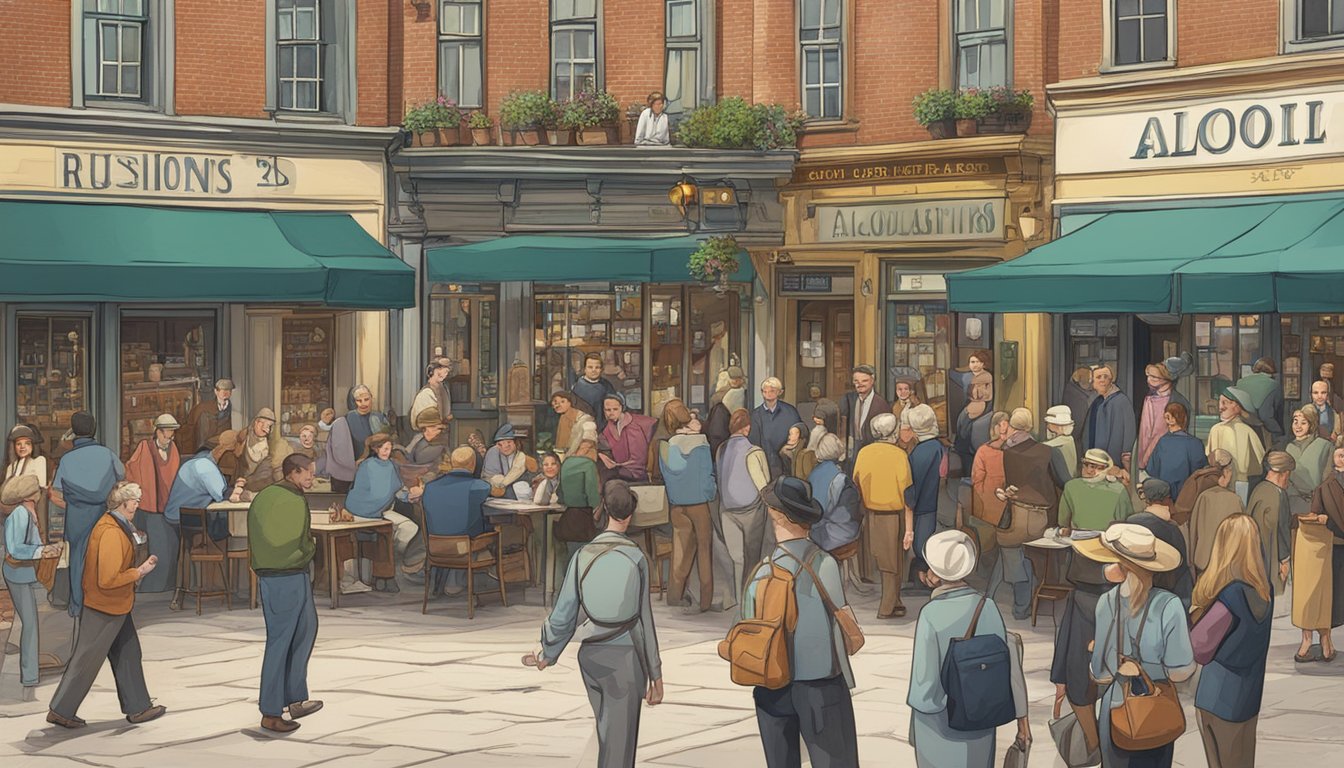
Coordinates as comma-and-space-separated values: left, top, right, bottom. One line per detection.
3, 351, 1341, 765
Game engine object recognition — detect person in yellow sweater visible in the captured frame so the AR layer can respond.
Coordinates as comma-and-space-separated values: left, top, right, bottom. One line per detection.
47, 481, 164, 729
852, 412, 913, 619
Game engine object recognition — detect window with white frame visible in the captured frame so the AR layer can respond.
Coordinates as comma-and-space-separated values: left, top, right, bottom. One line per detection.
799, 0, 842, 120
665, 0, 701, 114
955, 0, 1009, 89
1112, 0, 1171, 67
440, 0, 483, 108
277, 0, 325, 111
1298, 0, 1344, 41
551, 0, 599, 100
83, 0, 149, 101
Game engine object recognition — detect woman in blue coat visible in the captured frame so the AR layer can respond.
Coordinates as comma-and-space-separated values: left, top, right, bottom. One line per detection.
1189, 514, 1273, 768
3, 474, 61, 696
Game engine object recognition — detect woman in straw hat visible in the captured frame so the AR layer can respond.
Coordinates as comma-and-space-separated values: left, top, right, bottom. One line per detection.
908, 530, 1030, 768
3, 474, 62, 698
1189, 514, 1273, 768
1077, 523, 1195, 768
1291, 437, 1344, 663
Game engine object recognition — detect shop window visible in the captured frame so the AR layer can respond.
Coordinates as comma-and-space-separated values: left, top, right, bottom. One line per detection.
1192, 314, 1262, 436
77, 0, 171, 111
1067, 315, 1122, 372
439, 0, 484, 108
119, 313, 215, 457
266, 0, 353, 120
535, 289, 644, 410
799, 0, 843, 120
649, 288, 684, 414
551, 0, 600, 100
280, 316, 334, 437
954, 0, 1010, 90
886, 301, 958, 437
1104, 0, 1175, 70
428, 290, 500, 410
14, 315, 92, 462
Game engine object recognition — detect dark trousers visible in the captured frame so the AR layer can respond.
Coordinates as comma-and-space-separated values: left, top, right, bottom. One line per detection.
258, 573, 319, 716
50, 608, 151, 719
330, 479, 353, 494
753, 676, 859, 768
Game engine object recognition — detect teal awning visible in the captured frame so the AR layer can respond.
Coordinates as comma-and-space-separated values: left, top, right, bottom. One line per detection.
427, 235, 754, 284
947, 196, 1344, 314
0, 201, 414, 308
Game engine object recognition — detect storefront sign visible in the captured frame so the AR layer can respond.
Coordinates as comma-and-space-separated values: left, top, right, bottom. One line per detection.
815, 199, 1005, 243
1057, 86, 1344, 175
780, 273, 834, 293
57, 149, 296, 195
791, 157, 1005, 187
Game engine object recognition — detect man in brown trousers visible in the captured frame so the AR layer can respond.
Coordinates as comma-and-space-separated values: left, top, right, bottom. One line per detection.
992, 408, 1062, 621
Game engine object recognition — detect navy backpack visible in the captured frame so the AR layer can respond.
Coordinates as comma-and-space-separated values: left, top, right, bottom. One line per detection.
940, 596, 1016, 731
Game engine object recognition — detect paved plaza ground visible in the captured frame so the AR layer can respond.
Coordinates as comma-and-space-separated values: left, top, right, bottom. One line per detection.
2, 573, 1343, 767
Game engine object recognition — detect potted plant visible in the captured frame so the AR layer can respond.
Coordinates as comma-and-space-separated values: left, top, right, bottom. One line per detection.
954, 89, 990, 137
561, 88, 621, 145
980, 86, 1035, 134
545, 98, 573, 145
402, 100, 440, 147
912, 88, 958, 140
687, 235, 742, 294
499, 90, 554, 146
467, 111, 494, 146
673, 97, 805, 150
402, 96, 463, 147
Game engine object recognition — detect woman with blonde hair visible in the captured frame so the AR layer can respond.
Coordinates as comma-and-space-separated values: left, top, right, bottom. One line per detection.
1292, 437, 1344, 663
1286, 405, 1332, 517
1189, 514, 1273, 768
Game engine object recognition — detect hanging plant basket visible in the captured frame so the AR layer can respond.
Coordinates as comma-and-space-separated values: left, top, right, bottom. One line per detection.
688, 236, 742, 290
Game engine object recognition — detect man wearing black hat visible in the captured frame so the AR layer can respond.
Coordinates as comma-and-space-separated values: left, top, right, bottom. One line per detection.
49, 412, 125, 619
744, 477, 859, 767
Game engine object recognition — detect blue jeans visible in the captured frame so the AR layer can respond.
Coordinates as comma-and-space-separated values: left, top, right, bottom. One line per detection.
257, 573, 318, 717
2, 578, 40, 686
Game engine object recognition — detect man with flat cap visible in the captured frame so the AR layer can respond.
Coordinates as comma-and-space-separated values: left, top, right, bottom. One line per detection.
1058, 449, 1133, 535
125, 414, 182, 593
1205, 386, 1266, 504
177, 378, 236, 455
742, 476, 858, 767
1248, 450, 1295, 596
49, 412, 124, 619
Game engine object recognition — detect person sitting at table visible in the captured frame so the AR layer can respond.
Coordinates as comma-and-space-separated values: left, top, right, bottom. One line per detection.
1058, 449, 1134, 535
421, 446, 492, 598
162, 431, 248, 561
531, 452, 562, 506
551, 391, 594, 460
482, 424, 533, 499
402, 407, 449, 468
340, 434, 426, 594
600, 393, 657, 483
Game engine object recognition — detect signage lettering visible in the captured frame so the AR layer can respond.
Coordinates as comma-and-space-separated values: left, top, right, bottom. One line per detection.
59, 150, 296, 195
780, 273, 834, 293
815, 199, 1006, 243
792, 157, 1004, 187
1132, 100, 1327, 160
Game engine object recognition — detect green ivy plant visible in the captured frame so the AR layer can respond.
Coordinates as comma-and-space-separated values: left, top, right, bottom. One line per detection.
499, 90, 555, 130
688, 236, 742, 283
911, 88, 957, 126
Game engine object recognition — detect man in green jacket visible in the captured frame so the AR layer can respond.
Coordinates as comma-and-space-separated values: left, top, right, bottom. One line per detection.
1058, 448, 1134, 534
249, 453, 322, 733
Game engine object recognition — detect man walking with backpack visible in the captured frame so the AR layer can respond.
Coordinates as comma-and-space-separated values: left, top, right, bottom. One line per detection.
527, 479, 663, 768
736, 476, 860, 768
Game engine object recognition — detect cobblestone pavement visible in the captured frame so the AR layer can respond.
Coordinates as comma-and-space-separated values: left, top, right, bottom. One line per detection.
2, 574, 1343, 767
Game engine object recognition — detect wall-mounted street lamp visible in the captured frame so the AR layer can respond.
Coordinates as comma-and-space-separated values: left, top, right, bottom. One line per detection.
668, 176, 744, 232
668, 178, 698, 216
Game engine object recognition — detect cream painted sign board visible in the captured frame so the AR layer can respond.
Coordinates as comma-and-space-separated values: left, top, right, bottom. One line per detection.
815, 198, 1006, 243
1056, 85, 1344, 175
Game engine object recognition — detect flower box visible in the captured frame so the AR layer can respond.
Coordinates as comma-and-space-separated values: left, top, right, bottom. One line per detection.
545, 128, 574, 146
925, 118, 956, 140
470, 126, 493, 146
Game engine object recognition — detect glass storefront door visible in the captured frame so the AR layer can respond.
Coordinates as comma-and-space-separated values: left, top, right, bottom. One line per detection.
119, 312, 216, 457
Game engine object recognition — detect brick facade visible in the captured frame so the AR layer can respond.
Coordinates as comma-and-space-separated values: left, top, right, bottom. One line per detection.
0, 0, 71, 107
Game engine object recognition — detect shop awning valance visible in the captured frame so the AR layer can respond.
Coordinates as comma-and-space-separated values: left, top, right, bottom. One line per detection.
0, 201, 415, 308
947, 196, 1344, 314
426, 235, 754, 284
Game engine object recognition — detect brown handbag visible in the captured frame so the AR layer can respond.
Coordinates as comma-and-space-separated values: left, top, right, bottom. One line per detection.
5, 551, 60, 592
1108, 595, 1185, 751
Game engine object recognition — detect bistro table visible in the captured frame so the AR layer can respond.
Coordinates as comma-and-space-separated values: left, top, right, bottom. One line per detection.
211, 500, 393, 609
483, 499, 563, 606
1024, 530, 1075, 627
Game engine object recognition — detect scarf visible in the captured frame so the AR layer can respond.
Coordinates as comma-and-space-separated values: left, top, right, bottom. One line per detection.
347, 410, 374, 460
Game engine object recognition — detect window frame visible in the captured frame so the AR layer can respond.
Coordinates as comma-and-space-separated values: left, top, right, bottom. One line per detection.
797, 0, 845, 122
1101, 0, 1177, 73
73, 0, 174, 113
439, 0, 485, 109
264, 0, 357, 123
1282, 0, 1344, 53
550, 0, 603, 101
952, 0, 1013, 91
664, 0, 703, 115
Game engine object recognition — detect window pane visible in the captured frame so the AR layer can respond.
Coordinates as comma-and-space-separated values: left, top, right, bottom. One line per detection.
987, 0, 1005, 28
679, 49, 698, 108
801, 0, 820, 29
804, 88, 820, 118
574, 0, 596, 18
822, 0, 840, 27
1142, 17, 1167, 61
1116, 18, 1141, 65
575, 62, 595, 91
823, 86, 840, 118
125, 0, 144, 14
957, 0, 973, 31
100, 64, 118, 93
1303, 0, 1328, 37
297, 80, 318, 110
665, 49, 685, 102
463, 4, 481, 35
1335, 0, 1344, 34
668, 0, 696, 37
279, 0, 294, 8
461, 42, 482, 107
555, 71, 572, 99
959, 45, 980, 88
441, 42, 462, 100
99, 0, 117, 12
574, 29, 593, 59
803, 48, 819, 86
1116, 0, 1139, 16
101, 23, 119, 62
296, 7, 317, 39
555, 30, 571, 59
278, 11, 294, 40
296, 45, 318, 78
121, 24, 140, 63
121, 64, 140, 95
279, 45, 295, 76
442, 6, 462, 35
1141, 0, 1166, 13
822, 47, 840, 83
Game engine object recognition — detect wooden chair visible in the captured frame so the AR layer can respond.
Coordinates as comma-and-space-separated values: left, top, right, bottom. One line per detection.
423, 531, 507, 619
652, 535, 673, 598
172, 507, 231, 614
225, 540, 257, 610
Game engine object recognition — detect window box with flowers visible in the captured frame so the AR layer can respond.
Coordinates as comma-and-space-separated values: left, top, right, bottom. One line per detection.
499, 90, 555, 146
559, 89, 621, 145
467, 111, 494, 146
403, 96, 465, 147
688, 236, 742, 294
675, 98, 806, 151
954, 89, 991, 137
912, 89, 958, 140
978, 87, 1034, 134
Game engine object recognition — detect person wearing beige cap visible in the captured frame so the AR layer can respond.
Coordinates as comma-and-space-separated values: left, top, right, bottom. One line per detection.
1058, 449, 1134, 535
1205, 386, 1266, 504
124, 413, 182, 593
403, 406, 450, 467
1043, 404, 1078, 481
1075, 523, 1194, 767
1189, 448, 1245, 580
236, 408, 294, 493
3, 473, 62, 696
991, 407, 1062, 621
177, 377, 235, 455
1248, 450, 1295, 596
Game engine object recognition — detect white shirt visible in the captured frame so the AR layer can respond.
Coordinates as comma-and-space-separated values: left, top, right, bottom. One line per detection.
635, 108, 670, 146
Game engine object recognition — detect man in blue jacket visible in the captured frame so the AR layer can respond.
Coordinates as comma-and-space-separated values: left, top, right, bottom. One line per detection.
1082, 365, 1137, 474
49, 412, 124, 618
749, 376, 803, 481
421, 446, 492, 597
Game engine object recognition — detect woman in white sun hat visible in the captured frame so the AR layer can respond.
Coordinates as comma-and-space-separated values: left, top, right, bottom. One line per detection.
1076, 523, 1195, 768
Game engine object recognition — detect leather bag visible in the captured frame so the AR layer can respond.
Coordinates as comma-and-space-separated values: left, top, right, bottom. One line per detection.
1109, 596, 1185, 751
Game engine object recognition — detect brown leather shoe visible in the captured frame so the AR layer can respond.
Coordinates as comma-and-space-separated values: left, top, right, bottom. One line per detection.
261, 715, 300, 733
46, 710, 86, 729
287, 700, 324, 719
877, 606, 907, 619
127, 705, 166, 724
